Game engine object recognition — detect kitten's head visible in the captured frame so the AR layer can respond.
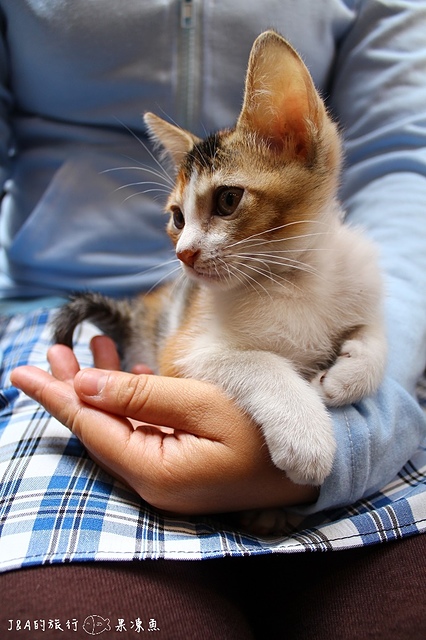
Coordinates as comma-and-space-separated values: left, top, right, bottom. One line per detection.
144, 31, 341, 291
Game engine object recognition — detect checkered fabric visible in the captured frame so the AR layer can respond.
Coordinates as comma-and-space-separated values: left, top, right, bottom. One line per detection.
1, 308, 425, 572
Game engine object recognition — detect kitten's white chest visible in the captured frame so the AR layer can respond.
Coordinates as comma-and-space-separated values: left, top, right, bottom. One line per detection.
234, 295, 336, 372
174, 286, 338, 379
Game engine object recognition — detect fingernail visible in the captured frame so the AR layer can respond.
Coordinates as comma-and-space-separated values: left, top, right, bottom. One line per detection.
77, 369, 108, 397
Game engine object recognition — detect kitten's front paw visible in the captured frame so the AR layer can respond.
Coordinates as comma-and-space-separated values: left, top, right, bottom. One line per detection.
312, 337, 383, 407
311, 365, 348, 406
265, 404, 336, 486
237, 508, 288, 537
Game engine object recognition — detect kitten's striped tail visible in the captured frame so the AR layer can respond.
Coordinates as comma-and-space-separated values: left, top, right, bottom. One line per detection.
53, 292, 134, 357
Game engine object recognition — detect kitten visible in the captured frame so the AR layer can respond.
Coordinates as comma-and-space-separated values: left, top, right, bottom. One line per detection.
54, 31, 386, 493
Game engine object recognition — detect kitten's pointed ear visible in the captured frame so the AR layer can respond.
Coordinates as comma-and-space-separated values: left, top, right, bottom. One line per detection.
237, 31, 325, 161
144, 112, 200, 168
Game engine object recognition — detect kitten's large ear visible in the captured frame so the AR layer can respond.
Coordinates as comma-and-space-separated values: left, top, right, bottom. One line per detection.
144, 112, 201, 168
237, 31, 325, 161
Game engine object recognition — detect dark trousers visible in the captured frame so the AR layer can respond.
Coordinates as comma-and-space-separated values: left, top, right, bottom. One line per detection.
2, 533, 426, 639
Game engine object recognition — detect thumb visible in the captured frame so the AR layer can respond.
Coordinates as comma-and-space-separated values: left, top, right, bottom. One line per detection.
74, 368, 236, 439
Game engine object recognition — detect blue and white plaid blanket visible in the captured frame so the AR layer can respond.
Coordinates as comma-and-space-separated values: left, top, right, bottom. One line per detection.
1, 308, 425, 572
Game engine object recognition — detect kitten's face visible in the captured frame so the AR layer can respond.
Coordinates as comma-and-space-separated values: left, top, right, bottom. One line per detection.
165, 130, 338, 291
144, 31, 341, 292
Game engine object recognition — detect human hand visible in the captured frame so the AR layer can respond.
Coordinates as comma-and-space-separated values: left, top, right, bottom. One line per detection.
11, 337, 318, 515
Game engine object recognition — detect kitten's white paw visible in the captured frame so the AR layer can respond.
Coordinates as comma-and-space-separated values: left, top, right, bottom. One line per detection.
237, 508, 288, 536
196, 348, 339, 488
312, 337, 381, 407
264, 403, 336, 486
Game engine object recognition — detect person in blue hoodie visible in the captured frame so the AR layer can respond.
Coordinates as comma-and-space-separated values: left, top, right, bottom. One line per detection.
2, 1, 426, 638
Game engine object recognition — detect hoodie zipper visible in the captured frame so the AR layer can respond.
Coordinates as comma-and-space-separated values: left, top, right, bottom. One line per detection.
177, 0, 202, 131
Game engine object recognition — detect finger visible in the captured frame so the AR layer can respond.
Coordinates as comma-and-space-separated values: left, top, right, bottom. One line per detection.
74, 368, 243, 440
11, 364, 136, 449
90, 335, 121, 370
90, 335, 154, 374
11, 365, 84, 423
47, 344, 81, 382
131, 364, 155, 375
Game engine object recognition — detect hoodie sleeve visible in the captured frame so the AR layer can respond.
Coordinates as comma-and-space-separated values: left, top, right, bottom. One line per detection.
304, 0, 426, 512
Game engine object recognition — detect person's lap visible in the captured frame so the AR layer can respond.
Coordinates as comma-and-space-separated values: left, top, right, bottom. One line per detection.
2, 533, 426, 640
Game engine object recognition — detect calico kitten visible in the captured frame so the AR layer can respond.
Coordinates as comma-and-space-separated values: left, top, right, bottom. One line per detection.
54, 31, 386, 490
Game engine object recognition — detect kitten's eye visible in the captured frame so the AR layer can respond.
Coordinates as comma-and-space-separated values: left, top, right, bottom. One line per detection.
215, 187, 244, 217
171, 207, 185, 230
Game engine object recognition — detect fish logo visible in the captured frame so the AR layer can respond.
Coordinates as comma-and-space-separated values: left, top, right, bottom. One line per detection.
83, 615, 111, 635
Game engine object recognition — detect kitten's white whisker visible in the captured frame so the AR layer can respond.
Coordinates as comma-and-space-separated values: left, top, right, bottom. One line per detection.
113, 116, 175, 186
114, 180, 171, 192
227, 219, 328, 249
242, 254, 326, 280
124, 254, 178, 281
102, 165, 174, 187
252, 247, 331, 254
218, 259, 256, 294
233, 231, 331, 252
168, 271, 186, 297
142, 264, 182, 297
213, 258, 226, 284
220, 257, 261, 294
120, 189, 171, 204
233, 259, 303, 293
227, 247, 321, 273
137, 256, 179, 275
216, 258, 233, 286
230, 260, 276, 299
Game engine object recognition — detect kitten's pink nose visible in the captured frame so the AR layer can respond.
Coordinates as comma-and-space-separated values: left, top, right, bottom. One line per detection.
177, 248, 200, 268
